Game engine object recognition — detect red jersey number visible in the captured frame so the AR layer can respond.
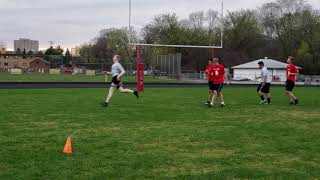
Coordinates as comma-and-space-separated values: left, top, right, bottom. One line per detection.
210, 65, 224, 84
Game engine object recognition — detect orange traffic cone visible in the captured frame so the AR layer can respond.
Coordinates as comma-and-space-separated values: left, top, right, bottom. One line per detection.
63, 136, 73, 154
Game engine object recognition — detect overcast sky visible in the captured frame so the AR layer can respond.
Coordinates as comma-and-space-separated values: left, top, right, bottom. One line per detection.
0, 0, 319, 50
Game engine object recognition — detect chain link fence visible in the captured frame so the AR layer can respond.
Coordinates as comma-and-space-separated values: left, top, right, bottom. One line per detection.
1, 53, 320, 85
151, 53, 182, 79
73, 63, 134, 74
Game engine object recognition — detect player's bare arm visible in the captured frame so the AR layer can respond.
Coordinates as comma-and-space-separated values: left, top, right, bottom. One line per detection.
117, 70, 126, 81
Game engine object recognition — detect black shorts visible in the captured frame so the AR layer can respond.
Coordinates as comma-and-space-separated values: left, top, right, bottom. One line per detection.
208, 81, 213, 89
257, 83, 271, 93
111, 76, 123, 89
211, 83, 223, 92
286, 80, 295, 91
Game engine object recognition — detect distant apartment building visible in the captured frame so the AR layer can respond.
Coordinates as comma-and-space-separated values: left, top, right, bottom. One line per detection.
14, 38, 39, 52
0, 48, 5, 54
71, 47, 80, 56
0, 41, 6, 54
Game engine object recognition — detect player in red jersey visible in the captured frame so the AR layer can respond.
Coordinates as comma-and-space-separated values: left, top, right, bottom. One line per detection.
208, 57, 228, 108
286, 56, 299, 105
205, 59, 214, 105
216, 58, 229, 107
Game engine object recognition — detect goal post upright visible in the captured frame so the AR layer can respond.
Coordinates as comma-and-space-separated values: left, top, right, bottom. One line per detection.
136, 46, 144, 92
212, 48, 215, 59
128, 0, 144, 92
128, 0, 132, 45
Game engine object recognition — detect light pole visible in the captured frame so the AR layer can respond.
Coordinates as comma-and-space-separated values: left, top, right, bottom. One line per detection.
220, 2, 224, 48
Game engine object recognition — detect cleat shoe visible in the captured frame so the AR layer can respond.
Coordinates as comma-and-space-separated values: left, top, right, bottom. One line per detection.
133, 91, 139, 99
294, 99, 299, 105
205, 101, 210, 105
259, 100, 267, 105
289, 102, 294, 105
208, 103, 213, 108
101, 102, 108, 107
221, 104, 225, 108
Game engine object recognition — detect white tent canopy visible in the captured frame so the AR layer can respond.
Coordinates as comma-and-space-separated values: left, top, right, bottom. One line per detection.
231, 59, 301, 69
231, 58, 301, 82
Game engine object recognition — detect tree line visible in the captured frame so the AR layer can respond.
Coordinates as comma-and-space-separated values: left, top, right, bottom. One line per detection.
77, 0, 320, 74
35, 46, 73, 67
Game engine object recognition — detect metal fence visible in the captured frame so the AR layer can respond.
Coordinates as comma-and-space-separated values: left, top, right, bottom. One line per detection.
303, 75, 320, 85
74, 63, 134, 74
229, 74, 320, 85
151, 53, 182, 79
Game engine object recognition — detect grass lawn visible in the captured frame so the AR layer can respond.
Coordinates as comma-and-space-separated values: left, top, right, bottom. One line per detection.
0, 87, 319, 179
0, 73, 178, 83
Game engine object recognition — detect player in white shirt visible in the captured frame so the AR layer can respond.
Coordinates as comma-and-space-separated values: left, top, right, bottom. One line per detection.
257, 61, 271, 104
102, 55, 139, 107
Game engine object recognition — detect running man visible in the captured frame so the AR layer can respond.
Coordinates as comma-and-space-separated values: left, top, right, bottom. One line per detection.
102, 55, 139, 107
257, 61, 271, 105
286, 56, 299, 105
205, 59, 214, 105
209, 57, 226, 108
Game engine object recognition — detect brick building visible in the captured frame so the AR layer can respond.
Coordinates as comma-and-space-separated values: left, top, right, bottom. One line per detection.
0, 56, 50, 73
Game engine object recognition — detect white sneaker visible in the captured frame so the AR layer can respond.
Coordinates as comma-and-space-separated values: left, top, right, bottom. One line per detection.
259, 100, 267, 105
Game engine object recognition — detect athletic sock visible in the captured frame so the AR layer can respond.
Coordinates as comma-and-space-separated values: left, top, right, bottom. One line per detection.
260, 95, 265, 101
267, 98, 271, 104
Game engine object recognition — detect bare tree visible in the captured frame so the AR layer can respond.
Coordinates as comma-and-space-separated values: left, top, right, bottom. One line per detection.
206, 9, 219, 30
189, 11, 205, 30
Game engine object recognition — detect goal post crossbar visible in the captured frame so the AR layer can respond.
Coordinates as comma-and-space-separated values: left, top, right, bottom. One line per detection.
129, 43, 223, 49
128, 0, 224, 49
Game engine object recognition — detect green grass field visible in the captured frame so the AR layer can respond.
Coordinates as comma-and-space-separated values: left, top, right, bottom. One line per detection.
0, 73, 178, 83
0, 87, 320, 179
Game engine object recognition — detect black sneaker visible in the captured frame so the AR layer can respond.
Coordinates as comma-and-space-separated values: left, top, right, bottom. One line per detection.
133, 91, 139, 99
205, 101, 210, 105
101, 102, 108, 107
208, 103, 213, 108
221, 104, 225, 108
289, 102, 294, 105
294, 99, 299, 105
